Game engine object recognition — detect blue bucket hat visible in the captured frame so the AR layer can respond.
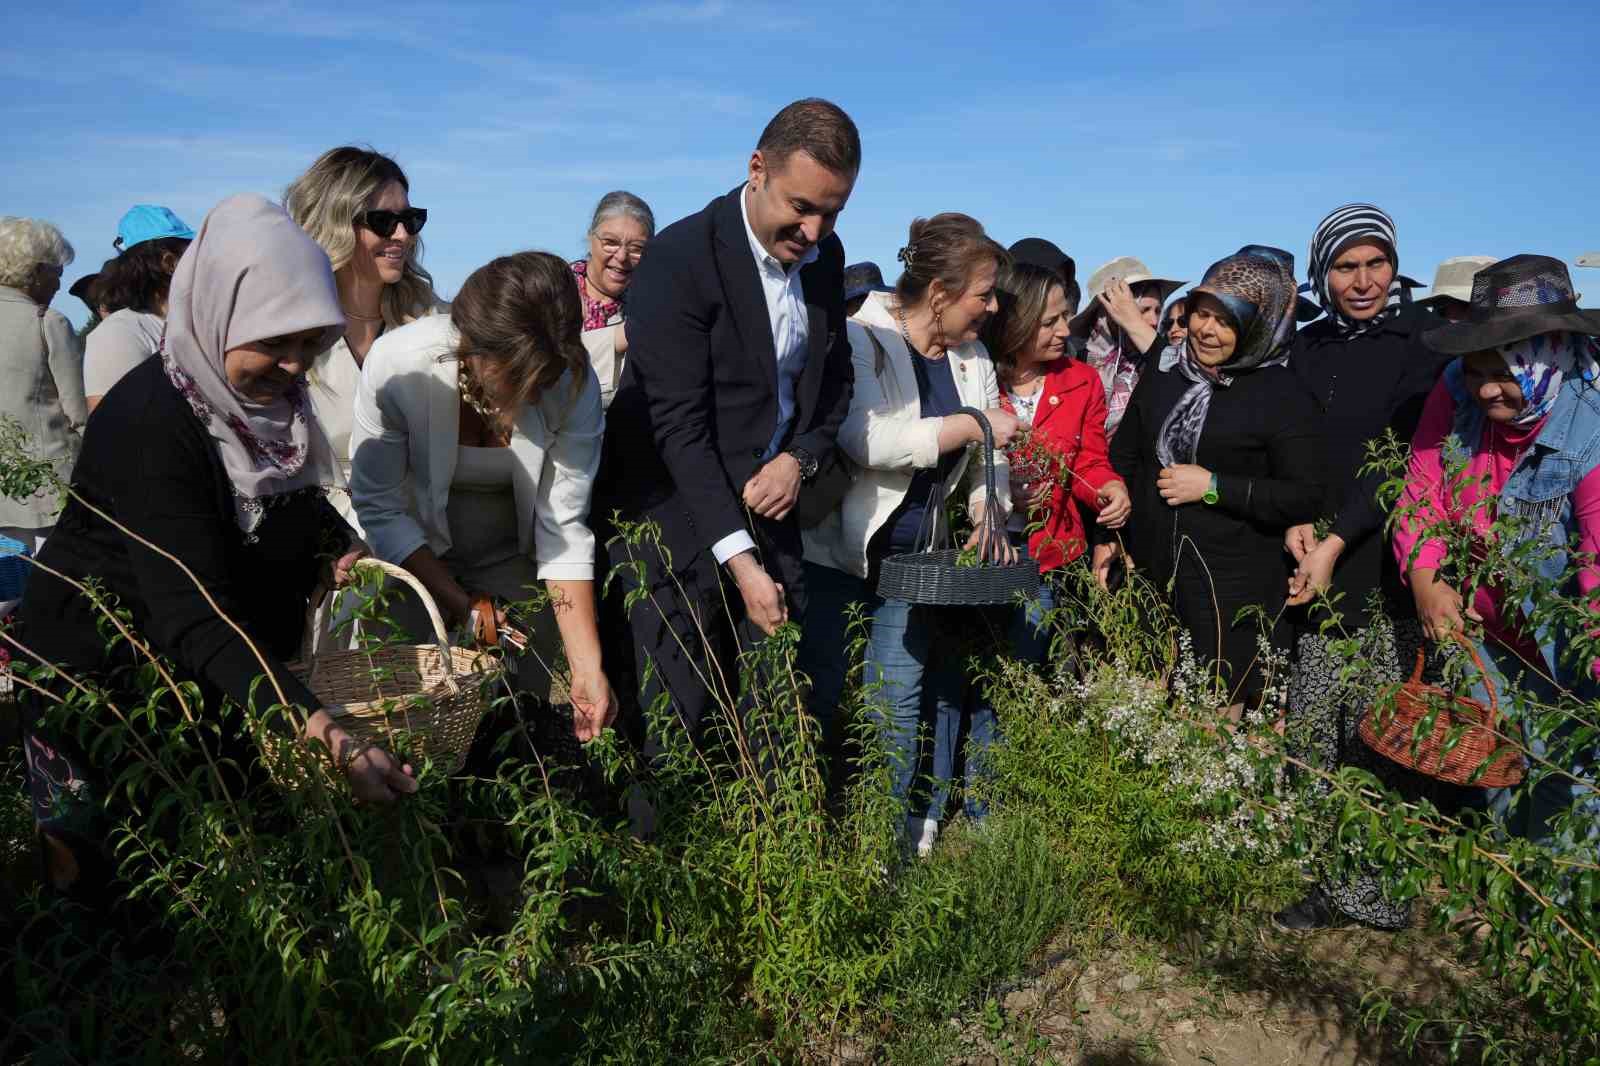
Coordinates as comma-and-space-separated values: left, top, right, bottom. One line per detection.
114, 204, 196, 251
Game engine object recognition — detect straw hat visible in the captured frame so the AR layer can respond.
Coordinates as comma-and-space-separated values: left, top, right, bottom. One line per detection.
1415, 256, 1496, 309
1068, 256, 1185, 334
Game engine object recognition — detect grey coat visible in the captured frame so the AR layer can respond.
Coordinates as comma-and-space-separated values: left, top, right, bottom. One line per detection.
0, 285, 86, 529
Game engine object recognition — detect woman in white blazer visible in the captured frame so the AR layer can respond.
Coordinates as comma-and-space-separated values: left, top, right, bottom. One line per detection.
350, 251, 615, 742
798, 214, 1019, 855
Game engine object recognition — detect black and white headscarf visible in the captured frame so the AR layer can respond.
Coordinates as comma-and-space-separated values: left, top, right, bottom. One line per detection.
1307, 203, 1406, 338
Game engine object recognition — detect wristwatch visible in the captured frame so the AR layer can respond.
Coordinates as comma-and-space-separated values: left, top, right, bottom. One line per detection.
1202, 473, 1219, 506
786, 446, 820, 484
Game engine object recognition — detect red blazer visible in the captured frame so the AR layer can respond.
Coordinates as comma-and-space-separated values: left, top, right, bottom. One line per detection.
1000, 358, 1123, 571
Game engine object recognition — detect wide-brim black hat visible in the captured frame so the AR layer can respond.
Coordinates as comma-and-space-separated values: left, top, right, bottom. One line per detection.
1424, 254, 1600, 354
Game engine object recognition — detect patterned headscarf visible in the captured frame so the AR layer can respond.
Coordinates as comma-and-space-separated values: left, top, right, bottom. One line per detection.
1156, 246, 1298, 468
1082, 315, 1143, 437
571, 259, 622, 331
1496, 332, 1600, 428
161, 194, 344, 535
1307, 203, 1406, 338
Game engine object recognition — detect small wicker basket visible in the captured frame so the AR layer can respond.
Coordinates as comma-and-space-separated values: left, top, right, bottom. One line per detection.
271, 559, 500, 784
1359, 638, 1524, 789
876, 406, 1040, 606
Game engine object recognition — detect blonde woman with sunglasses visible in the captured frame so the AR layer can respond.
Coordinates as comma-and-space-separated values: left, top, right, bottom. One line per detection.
285, 147, 446, 533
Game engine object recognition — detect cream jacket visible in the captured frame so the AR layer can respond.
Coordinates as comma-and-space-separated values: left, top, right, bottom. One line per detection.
349, 314, 604, 580
802, 291, 1010, 578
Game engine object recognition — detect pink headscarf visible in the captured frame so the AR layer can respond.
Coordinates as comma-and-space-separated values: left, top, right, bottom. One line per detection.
160, 194, 344, 535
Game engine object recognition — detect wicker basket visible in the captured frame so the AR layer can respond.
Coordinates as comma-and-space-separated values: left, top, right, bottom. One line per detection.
1359, 639, 1524, 788
272, 559, 500, 783
876, 406, 1040, 606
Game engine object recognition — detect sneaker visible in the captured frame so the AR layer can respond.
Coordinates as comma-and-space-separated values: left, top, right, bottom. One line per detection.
1271, 887, 1356, 932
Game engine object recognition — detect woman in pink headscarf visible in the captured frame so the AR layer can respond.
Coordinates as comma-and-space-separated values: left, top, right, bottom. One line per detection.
14, 194, 416, 899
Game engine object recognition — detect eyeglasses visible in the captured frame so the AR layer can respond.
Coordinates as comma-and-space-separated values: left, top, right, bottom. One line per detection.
356, 207, 428, 238
595, 235, 646, 263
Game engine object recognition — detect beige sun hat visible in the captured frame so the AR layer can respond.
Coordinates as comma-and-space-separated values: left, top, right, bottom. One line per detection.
1578, 252, 1600, 268
1068, 256, 1186, 334
1415, 256, 1496, 308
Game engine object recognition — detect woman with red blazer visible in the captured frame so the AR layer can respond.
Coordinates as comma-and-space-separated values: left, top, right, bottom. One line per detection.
986, 259, 1130, 588
952, 256, 1131, 824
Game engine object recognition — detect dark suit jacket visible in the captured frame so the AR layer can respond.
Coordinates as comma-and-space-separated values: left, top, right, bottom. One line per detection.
600, 184, 853, 577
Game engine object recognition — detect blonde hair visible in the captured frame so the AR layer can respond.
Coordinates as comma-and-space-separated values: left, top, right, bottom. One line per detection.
0, 216, 75, 289
283, 146, 438, 328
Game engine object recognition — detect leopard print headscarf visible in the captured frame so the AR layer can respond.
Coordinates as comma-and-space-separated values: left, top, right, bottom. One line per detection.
1155, 246, 1298, 468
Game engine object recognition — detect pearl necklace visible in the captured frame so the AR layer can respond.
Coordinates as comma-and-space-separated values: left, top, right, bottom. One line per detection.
457, 362, 500, 421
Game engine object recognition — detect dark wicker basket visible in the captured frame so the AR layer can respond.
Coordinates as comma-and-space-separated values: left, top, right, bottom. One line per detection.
876, 406, 1040, 606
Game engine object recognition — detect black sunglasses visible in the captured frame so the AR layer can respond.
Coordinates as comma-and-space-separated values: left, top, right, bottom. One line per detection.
356, 207, 428, 238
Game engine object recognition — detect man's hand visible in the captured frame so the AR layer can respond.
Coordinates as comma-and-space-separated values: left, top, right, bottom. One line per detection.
742, 452, 803, 521
1284, 523, 1318, 563
727, 550, 788, 636
1156, 464, 1212, 507
1095, 480, 1132, 528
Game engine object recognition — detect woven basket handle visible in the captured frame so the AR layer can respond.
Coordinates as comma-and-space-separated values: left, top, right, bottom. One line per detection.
300, 559, 461, 694
1452, 631, 1500, 724
956, 405, 1004, 561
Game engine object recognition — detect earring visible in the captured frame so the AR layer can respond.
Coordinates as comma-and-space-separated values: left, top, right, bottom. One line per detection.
932, 306, 945, 349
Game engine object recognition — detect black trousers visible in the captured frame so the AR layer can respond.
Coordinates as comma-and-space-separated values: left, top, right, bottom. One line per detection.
601, 510, 808, 748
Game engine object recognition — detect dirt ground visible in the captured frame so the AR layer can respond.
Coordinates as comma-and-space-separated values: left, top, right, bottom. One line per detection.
827, 920, 1476, 1065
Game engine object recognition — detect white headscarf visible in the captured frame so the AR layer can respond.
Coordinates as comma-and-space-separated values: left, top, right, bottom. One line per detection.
159, 193, 344, 535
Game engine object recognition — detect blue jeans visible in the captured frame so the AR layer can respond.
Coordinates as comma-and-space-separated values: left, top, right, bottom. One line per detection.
940, 580, 1056, 822
1467, 635, 1600, 853
795, 561, 970, 824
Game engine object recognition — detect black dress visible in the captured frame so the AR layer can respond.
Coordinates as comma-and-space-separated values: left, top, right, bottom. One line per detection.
1110, 356, 1323, 704
16, 358, 351, 846
1281, 306, 1451, 929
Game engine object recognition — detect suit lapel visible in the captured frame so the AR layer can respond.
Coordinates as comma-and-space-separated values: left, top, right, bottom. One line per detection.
713, 187, 778, 391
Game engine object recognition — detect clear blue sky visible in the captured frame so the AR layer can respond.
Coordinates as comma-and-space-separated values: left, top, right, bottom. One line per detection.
6, 0, 1598, 326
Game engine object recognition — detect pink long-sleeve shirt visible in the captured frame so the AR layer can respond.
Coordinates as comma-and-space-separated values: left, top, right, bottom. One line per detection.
1394, 379, 1600, 675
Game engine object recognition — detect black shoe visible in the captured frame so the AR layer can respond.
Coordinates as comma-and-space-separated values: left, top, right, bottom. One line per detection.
1271, 887, 1356, 932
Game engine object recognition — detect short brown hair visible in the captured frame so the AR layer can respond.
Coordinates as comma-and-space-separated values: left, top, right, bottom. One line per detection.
451, 251, 587, 431
756, 98, 861, 177
894, 213, 1009, 308
982, 262, 1065, 373
94, 237, 190, 315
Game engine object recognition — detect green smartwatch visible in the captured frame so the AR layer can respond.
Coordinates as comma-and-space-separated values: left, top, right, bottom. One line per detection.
1202, 473, 1219, 506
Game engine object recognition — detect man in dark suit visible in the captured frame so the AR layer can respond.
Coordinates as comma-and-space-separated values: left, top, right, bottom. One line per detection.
600, 98, 859, 744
